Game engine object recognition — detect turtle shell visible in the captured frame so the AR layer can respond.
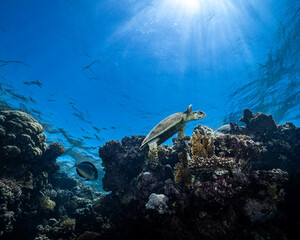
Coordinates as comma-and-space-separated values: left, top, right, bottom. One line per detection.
141, 112, 185, 148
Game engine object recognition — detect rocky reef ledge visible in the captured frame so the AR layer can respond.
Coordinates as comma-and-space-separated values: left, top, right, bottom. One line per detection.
0, 109, 299, 240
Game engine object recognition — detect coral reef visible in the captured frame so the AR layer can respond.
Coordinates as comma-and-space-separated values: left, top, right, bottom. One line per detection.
0, 108, 298, 240
94, 109, 298, 240
0, 110, 107, 240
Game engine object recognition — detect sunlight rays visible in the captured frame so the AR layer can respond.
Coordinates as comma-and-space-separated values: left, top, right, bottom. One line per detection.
110, 0, 262, 58
104, 0, 278, 91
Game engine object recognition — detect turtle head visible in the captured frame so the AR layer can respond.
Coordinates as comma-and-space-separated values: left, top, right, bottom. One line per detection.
187, 110, 206, 121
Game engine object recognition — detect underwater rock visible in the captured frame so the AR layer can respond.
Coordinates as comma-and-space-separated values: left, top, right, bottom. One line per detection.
40, 142, 64, 175
99, 135, 147, 194
244, 198, 277, 222
230, 109, 300, 171
214, 134, 264, 162
194, 124, 223, 137
215, 124, 231, 134
240, 108, 277, 135
145, 193, 170, 214
192, 169, 250, 206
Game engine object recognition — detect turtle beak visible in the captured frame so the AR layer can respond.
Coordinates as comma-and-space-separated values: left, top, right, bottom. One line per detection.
200, 111, 206, 118
196, 111, 206, 119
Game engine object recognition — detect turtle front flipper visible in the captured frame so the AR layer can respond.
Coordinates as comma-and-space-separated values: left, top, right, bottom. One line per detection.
148, 141, 159, 162
178, 125, 185, 139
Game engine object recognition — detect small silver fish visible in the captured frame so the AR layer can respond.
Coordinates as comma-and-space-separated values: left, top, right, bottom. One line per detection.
75, 161, 98, 181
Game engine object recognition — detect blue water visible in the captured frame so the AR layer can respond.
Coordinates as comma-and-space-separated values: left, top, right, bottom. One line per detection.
0, 0, 299, 191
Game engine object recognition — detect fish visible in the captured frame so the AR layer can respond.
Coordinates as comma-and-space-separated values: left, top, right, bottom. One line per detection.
94, 133, 103, 141
82, 135, 93, 140
81, 60, 100, 71
0, 59, 29, 67
92, 126, 101, 133
75, 161, 98, 181
23, 80, 43, 87
4, 88, 28, 101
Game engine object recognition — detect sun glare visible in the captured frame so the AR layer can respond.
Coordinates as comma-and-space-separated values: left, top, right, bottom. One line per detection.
173, 0, 200, 14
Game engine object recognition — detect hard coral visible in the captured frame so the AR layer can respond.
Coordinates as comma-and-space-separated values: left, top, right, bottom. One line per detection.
188, 156, 236, 175
189, 128, 238, 175
0, 109, 63, 180
46, 142, 65, 158
59, 218, 76, 231
0, 178, 23, 236
39, 196, 56, 212
0, 177, 22, 231
0, 178, 22, 201
0, 109, 46, 164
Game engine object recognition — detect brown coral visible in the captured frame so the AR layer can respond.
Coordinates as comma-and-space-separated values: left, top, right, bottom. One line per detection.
191, 129, 214, 159
47, 142, 65, 158
189, 128, 259, 175
174, 152, 192, 187
0, 109, 47, 165
189, 128, 234, 174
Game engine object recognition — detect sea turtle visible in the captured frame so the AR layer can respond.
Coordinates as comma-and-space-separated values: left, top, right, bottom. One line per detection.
140, 105, 206, 151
